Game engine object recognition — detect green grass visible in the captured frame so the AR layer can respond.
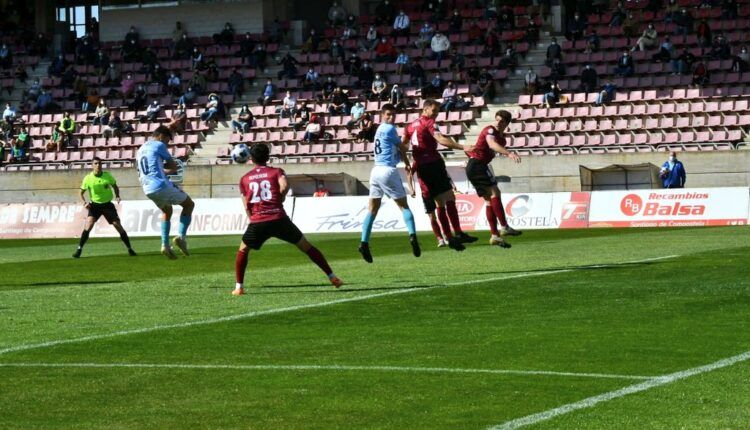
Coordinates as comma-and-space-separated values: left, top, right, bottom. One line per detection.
0, 227, 749, 429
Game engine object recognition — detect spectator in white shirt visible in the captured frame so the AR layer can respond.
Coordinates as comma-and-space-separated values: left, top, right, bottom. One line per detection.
280, 91, 297, 118
431, 32, 451, 66
393, 10, 410, 37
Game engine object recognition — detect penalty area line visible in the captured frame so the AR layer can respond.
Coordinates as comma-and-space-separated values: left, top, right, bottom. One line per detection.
0, 254, 679, 357
0, 362, 653, 381
489, 349, 750, 430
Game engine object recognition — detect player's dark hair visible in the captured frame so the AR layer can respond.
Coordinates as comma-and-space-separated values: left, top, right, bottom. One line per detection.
250, 143, 270, 165
92, 156, 102, 162
151, 125, 173, 142
422, 99, 440, 110
381, 103, 396, 113
495, 110, 512, 123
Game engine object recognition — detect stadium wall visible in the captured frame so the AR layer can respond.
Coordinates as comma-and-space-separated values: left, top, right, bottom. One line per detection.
99, 0, 265, 43
1, 152, 748, 204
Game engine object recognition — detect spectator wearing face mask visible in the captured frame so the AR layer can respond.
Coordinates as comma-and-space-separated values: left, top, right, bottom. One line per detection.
660, 152, 686, 188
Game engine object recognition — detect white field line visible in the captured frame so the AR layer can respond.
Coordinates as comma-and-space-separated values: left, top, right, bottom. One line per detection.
0, 255, 678, 357
0, 362, 653, 381
490, 349, 750, 430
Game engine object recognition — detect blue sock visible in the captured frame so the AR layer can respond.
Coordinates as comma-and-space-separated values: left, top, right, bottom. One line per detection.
361, 212, 375, 243
178, 214, 192, 240
402, 208, 416, 235
161, 220, 171, 247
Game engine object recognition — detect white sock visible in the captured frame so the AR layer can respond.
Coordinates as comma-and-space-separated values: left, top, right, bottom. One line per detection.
235, 283, 243, 290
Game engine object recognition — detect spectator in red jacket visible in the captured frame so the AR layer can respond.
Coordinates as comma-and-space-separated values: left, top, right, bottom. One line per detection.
375, 37, 396, 62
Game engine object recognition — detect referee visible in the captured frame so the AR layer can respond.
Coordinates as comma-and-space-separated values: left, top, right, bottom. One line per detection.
73, 157, 136, 258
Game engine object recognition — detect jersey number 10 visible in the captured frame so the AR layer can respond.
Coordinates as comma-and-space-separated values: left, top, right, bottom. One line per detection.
249, 180, 273, 203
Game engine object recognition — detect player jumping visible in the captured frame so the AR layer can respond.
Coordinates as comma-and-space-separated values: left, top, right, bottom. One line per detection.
359, 104, 420, 263
465, 109, 522, 247
403, 99, 477, 251
406, 162, 448, 248
233, 143, 343, 295
136, 126, 195, 259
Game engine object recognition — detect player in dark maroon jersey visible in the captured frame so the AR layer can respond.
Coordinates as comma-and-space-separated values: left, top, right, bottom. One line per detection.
402, 99, 478, 251
465, 109, 522, 247
233, 143, 343, 296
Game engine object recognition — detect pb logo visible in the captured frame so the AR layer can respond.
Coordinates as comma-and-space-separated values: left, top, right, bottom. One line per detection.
620, 194, 643, 216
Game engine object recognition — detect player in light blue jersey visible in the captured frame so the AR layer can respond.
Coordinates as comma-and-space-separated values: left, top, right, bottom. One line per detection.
136, 126, 195, 259
358, 104, 420, 263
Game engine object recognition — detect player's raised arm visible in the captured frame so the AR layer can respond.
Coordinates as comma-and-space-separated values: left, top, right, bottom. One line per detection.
434, 128, 474, 153
486, 134, 521, 163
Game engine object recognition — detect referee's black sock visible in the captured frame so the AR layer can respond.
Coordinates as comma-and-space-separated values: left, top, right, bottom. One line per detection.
78, 230, 90, 249
119, 231, 132, 249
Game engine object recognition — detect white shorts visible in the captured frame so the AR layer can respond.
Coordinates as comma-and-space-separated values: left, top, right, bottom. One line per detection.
146, 183, 189, 208
369, 165, 407, 200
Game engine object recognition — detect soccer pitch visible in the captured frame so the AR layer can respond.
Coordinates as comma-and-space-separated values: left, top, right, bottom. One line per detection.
0, 227, 749, 429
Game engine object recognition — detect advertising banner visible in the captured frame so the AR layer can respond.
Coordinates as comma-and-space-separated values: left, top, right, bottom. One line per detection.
588, 188, 749, 228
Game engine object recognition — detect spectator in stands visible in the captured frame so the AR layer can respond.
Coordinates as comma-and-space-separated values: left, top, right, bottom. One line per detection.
475, 69, 495, 99
49, 54, 67, 78
665, 0, 679, 22
621, 12, 639, 42
14, 127, 31, 155
409, 61, 426, 89
291, 101, 312, 131
347, 99, 366, 130
58, 112, 76, 148
416, 22, 435, 49
696, 19, 712, 48
313, 182, 330, 197
3, 103, 16, 125
149, 64, 167, 88
330, 40, 345, 64
634, 23, 658, 52
692, 61, 710, 86
168, 103, 188, 134
375, 37, 396, 62
0, 44, 12, 69
375, 0, 396, 26
76, 37, 95, 65
35, 89, 55, 114
722, 0, 738, 19
614, 51, 635, 77
122, 39, 142, 63
166, 72, 181, 96
448, 10, 463, 35
129, 84, 147, 110
467, 19, 482, 45
124, 26, 139, 45
31, 32, 49, 58
354, 113, 377, 142
72, 76, 88, 108
732, 46, 750, 73
302, 29, 321, 54
231, 104, 253, 135
258, 79, 276, 107
61, 63, 78, 89
227, 68, 244, 98
8, 134, 29, 164
440, 81, 458, 112
200, 94, 223, 123
361, 26, 379, 52
524, 67, 539, 94
566, 11, 587, 42
46, 128, 63, 152
584, 30, 601, 54
276, 52, 299, 81
542, 81, 561, 108
550, 57, 566, 80
141, 100, 162, 123
672, 48, 695, 75
499, 47, 518, 70
92, 99, 109, 125
172, 21, 186, 45
320, 76, 337, 101
653, 37, 674, 63
303, 67, 320, 90
303, 114, 322, 142
191, 47, 204, 70
709, 33, 731, 60
174, 33, 193, 60
660, 151, 686, 188
179, 86, 197, 106
395, 50, 410, 75
328, 1, 348, 25
431, 32, 451, 67
239, 33, 256, 66
423, 73, 444, 98
393, 10, 411, 38
120, 73, 136, 99
214, 22, 235, 47
254, 43, 268, 71
15, 64, 28, 84
345, 52, 361, 76
674, 9, 693, 36
94, 51, 110, 77
370, 74, 388, 101
328, 87, 350, 115
341, 24, 357, 41
279, 91, 297, 118
595, 81, 617, 105
23, 78, 41, 105
609, 1, 627, 27
358, 61, 375, 90
389, 84, 407, 110
83, 89, 100, 113
102, 62, 120, 86
103, 111, 124, 138
546, 37, 562, 66
580, 63, 599, 93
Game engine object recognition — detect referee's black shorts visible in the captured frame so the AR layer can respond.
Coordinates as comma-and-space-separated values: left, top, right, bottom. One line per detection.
416, 159, 453, 200
88, 202, 120, 224
465, 158, 497, 197
242, 216, 304, 250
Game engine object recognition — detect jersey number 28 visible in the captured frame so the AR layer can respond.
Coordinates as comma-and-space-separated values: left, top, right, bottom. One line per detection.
249, 180, 272, 203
